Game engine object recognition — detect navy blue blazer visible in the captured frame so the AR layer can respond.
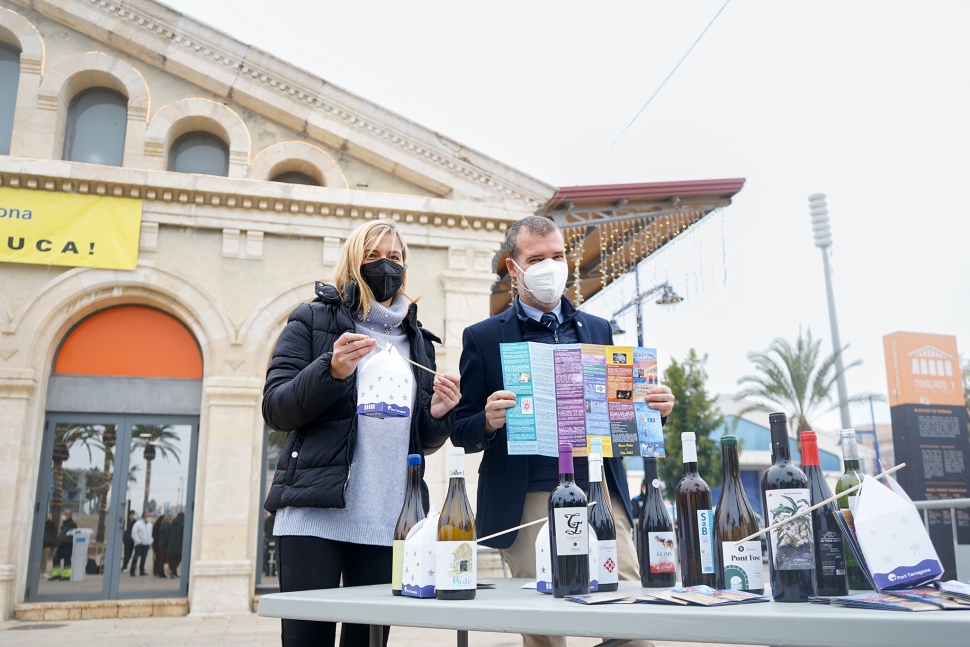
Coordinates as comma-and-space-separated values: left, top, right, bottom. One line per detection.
451, 301, 635, 549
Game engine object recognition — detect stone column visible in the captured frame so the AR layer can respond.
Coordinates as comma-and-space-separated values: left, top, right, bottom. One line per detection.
430, 245, 500, 512
188, 375, 263, 614
0, 369, 38, 619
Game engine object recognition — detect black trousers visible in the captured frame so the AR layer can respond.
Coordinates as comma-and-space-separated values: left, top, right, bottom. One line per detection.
121, 538, 134, 569
130, 545, 149, 575
277, 535, 392, 647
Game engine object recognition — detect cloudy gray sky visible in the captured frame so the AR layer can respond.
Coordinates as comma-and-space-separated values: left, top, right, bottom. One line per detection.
161, 0, 970, 432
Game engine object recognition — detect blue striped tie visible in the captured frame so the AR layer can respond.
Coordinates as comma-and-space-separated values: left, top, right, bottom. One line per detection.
539, 312, 559, 332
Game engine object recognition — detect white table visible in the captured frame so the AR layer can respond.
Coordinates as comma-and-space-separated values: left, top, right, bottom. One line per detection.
257, 579, 970, 647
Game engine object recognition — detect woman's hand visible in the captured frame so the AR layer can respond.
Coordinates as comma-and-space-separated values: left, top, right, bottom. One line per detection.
645, 385, 676, 418
329, 332, 377, 380
430, 373, 461, 420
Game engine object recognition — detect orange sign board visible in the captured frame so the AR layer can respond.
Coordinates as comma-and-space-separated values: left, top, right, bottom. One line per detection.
883, 332, 963, 407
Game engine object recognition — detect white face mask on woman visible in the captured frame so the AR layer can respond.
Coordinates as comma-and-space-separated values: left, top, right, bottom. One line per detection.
513, 258, 569, 305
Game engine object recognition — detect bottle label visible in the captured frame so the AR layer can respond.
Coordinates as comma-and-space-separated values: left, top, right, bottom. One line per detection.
697, 510, 715, 574
552, 508, 589, 556
434, 540, 476, 591
596, 539, 618, 585
818, 529, 846, 577
647, 531, 676, 573
391, 539, 405, 591
765, 488, 815, 571
721, 541, 764, 591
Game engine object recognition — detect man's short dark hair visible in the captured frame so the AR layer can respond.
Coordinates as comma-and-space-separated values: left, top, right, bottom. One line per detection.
505, 216, 561, 263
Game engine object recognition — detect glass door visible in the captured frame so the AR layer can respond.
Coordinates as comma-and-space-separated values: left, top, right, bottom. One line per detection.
28, 415, 197, 602
117, 419, 196, 597
30, 417, 120, 600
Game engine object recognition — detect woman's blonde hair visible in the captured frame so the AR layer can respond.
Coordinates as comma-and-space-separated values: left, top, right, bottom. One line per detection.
334, 219, 410, 319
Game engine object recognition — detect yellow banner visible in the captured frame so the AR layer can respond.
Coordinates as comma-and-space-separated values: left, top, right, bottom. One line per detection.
883, 332, 963, 407
0, 187, 142, 270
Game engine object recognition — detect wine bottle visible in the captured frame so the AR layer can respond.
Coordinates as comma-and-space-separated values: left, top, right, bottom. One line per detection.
801, 431, 848, 596
761, 412, 816, 602
587, 451, 618, 591
392, 453, 425, 596
638, 456, 676, 587
675, 432, 716, 587
435, 447, 476, 600
713, 435, 764, 593
588, 437, 614, 516
548, 443, 590, 598
835, 429, 871, 590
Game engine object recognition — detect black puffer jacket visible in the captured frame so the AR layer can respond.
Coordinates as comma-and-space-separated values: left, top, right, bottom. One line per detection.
263, 281, 453, 512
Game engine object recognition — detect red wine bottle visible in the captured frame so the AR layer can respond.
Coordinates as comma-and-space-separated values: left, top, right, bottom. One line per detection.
638, 456, 676, 587
587, 451, 618, 591
548, 443, 589, 598
761, 412, 816, 602
713, 435, 764, 593
392, 453, 425, 596
435, 448, 476, 600
801, 431, 848, 596
675, 432, 716, 587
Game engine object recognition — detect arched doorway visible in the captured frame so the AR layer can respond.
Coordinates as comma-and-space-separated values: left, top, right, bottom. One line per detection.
27, 306, 202, 602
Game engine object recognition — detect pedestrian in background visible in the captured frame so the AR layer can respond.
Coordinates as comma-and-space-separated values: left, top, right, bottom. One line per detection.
130, 511, 152, 576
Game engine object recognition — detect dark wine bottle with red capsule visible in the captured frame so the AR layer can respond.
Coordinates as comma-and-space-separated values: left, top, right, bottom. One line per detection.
801, 431, 848, 596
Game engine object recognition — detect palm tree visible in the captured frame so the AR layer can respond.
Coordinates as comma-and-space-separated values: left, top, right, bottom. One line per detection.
736, 329, 880, 446
50, 423, 103, 524
130, 425, 181, 514
95, 425, 116, 543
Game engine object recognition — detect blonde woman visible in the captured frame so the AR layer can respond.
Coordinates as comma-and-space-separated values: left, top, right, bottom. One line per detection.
262, 219, 460, 647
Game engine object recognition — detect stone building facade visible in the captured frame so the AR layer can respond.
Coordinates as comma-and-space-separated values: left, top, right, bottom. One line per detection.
0, 0, 554, 619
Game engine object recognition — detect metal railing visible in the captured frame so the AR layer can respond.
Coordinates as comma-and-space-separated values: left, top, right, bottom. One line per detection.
913, 498, 970, 558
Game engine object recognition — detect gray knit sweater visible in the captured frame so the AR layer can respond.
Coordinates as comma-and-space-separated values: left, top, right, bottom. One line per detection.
274, 295, 416, 546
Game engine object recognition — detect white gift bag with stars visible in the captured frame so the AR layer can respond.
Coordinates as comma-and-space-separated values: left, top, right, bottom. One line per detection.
356, 344, 412, 418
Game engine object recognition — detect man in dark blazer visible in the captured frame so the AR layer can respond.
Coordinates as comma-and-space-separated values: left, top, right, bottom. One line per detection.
452, 216, 674, 647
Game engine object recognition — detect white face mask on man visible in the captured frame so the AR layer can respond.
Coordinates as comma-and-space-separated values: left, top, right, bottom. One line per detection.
513, 258, 569, 305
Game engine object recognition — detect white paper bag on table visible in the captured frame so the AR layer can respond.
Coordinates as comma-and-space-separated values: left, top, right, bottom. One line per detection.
401, 510, 439, 598
854, 474, 943, 590
534, 521, 599, 594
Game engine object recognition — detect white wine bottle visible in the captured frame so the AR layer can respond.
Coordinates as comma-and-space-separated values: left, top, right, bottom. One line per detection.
392, 453, 424, 596
835, 429, 871, 590
714, 435, 764, 593
435, 448, 476, 600
675, 432, 716, 587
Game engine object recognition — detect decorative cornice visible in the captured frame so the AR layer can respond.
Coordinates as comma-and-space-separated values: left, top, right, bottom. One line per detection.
0, 157, 520, 235
10, 0, 555, 209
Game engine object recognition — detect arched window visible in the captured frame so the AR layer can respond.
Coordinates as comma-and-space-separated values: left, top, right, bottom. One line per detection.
271, 171, 320, 186
0, 43, 21, 155
169, 131, 229, 176
63, 88, 127, 166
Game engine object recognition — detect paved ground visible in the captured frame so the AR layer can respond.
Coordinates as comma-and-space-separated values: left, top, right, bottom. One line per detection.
0, 612, 763, 647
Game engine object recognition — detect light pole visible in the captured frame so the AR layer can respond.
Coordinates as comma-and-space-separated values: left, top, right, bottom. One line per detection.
809, 193, 851, 430
609, 274, 683, 348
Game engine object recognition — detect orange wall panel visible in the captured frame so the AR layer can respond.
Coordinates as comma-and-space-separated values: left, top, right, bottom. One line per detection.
55, 306, 202, 378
